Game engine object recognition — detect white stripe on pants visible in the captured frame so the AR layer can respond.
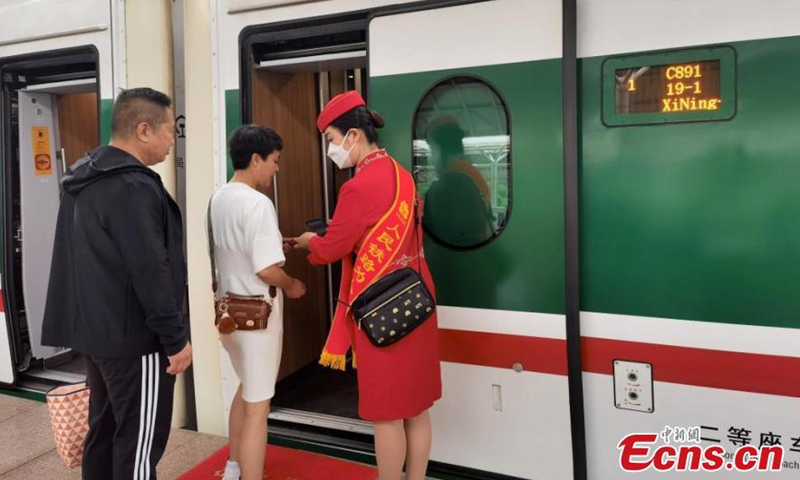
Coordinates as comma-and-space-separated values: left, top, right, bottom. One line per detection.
133, 353, 160, 480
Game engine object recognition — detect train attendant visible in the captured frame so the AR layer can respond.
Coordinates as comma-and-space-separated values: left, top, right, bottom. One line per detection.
293, 91, 442, 480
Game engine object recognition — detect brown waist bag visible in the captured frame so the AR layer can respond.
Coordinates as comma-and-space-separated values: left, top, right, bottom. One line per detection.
214, 288, 276, 334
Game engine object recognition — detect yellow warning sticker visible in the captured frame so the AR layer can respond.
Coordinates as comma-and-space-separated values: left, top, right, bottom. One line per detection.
31, 126, 53, 176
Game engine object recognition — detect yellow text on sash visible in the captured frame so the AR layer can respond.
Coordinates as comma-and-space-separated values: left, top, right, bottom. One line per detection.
350, 162, 415, 292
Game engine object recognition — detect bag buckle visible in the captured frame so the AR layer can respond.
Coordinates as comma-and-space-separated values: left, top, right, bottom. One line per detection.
218, 299, 229, 313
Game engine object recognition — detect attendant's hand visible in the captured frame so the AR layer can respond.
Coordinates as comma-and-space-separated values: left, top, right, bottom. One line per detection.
167, 342, 193, 375
285, 278, 307, 299
293, 232, 316, 250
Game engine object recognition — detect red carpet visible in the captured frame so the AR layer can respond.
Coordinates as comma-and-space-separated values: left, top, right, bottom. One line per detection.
177, 444, 376, 480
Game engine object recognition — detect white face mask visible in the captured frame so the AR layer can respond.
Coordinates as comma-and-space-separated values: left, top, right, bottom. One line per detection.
327, 132, 355, 169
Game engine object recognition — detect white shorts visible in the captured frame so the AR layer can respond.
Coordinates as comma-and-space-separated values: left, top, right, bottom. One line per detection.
220, 312, 283, 403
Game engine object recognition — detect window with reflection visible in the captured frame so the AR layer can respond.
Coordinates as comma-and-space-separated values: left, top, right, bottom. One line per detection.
412, 76, 511, 249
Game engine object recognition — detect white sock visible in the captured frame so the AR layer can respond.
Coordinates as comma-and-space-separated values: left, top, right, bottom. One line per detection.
222, 460, 240, 480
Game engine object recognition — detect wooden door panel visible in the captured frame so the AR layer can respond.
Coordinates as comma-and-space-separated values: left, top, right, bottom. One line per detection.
56, 93, 98, 166
252, 70, 328, 381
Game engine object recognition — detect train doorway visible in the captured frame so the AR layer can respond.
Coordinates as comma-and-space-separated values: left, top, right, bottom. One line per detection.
241, 21, 373, 435
0, 47, 100, 390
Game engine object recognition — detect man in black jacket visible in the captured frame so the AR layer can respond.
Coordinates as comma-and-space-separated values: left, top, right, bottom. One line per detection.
42, 87, 192, 480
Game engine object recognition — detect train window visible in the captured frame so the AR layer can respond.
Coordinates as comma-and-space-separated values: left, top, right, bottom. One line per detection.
412, 76, 510, 250
602, 46, 736, 126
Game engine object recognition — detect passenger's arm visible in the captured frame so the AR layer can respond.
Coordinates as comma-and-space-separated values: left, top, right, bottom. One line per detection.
247, 198, 305, 299
256, 265, 306, 299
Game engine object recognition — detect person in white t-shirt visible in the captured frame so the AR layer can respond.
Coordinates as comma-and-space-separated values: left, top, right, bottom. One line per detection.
210, 125, 306, 480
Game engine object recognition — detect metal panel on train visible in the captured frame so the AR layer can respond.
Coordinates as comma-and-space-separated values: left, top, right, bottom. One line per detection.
18, 91, 64, 361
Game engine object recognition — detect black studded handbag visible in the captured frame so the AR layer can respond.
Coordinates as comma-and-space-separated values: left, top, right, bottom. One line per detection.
350, 201, 435, 348
351, 267, 435, 347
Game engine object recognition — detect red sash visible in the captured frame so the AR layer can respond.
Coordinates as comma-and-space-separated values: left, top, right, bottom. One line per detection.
319, 159, 417, 370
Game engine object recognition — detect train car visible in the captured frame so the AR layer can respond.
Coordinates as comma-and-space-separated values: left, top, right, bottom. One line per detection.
0, 0, 185, 415
2, 0, 800, 479
209, 3, 571, 479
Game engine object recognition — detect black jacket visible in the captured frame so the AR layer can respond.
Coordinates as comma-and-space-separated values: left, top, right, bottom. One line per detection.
41, 146, 188, 358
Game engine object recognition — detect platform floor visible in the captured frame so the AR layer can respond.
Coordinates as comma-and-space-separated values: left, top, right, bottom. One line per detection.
0, 393, 441, 480
0, 393, 228, 480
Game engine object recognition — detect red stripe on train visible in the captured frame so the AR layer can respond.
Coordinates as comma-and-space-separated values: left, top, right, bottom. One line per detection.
439, 329, 568, 375
439, 329, 800, 398
582, 336, 800, 398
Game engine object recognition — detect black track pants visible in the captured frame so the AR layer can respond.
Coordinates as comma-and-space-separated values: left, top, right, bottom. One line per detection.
82, 352, 175, 480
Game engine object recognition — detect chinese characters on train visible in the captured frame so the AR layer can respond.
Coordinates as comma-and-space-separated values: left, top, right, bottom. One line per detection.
666, 425, 800, 468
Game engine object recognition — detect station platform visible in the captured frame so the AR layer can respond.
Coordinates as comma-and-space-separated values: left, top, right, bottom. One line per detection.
0, 393, 227, 479
0, 393, 408, 480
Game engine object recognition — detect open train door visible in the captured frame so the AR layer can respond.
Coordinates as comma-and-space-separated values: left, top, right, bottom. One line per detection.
1, 43, 103, 389
368, 0, 578, 478
17, 90, 67, 363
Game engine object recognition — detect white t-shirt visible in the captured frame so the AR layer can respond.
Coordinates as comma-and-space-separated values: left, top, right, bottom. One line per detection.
210, 182, 285, 402
209, 182, 285, 298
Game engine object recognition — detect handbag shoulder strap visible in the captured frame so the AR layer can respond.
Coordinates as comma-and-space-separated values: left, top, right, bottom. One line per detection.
207, 196, 219, 296
390, 160, 424, 276
395, 160, 423, 275
413, 196, 423, 275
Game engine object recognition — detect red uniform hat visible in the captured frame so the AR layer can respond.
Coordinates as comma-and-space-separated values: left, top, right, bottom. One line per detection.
316, 90, 366, 132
